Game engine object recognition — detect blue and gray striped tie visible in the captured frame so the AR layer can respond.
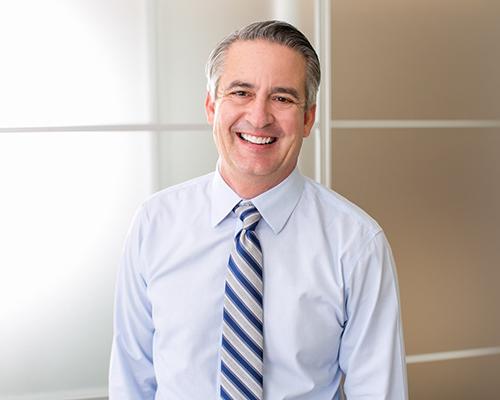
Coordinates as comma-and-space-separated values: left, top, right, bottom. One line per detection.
220, 202, 264, 400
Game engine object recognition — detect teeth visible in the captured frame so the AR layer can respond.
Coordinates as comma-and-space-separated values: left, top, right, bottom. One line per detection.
240, 133, 275, 145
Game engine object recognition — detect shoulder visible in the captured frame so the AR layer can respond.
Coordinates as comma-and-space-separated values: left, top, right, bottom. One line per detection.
299, 178, 395, 287
301, 176, 382, 236
142, 172, 214, 217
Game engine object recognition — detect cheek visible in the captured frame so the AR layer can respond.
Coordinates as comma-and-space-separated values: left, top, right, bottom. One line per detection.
281, 115, 306, 138
215, 101, 239, 123
213, 113, 237, 148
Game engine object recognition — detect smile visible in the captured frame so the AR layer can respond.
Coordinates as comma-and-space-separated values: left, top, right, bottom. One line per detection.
238, 132, 277, 145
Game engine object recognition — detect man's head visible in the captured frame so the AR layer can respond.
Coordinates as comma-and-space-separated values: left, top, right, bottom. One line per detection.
205, 21, 321, 198
206, 20, 321, 110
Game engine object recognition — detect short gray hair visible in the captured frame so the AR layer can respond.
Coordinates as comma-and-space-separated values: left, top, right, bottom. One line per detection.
205, 20, 321, 109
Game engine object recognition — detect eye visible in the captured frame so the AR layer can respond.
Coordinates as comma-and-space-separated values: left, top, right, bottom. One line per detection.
230, 90, 250, 97
273, 95, 294, 104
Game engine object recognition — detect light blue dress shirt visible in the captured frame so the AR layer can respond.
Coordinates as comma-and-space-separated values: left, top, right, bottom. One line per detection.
109, 167, 408, 399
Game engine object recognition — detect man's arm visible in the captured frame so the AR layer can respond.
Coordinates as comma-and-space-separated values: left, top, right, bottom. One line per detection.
339, 231, 408, 399
109, 205, 157, 399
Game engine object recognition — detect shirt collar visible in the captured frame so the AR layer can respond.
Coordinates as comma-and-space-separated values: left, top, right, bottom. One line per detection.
210, 167, 242, 228
210, 165, 305, 235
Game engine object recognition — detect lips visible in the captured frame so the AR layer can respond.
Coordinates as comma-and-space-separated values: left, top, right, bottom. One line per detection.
238, 132, 277, 145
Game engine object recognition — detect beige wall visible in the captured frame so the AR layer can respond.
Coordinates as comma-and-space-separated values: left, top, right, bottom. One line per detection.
331, 0, 500, 120
331, 1, 500, 399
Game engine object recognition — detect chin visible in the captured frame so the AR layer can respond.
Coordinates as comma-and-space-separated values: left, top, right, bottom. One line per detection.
237, 163, 278, 178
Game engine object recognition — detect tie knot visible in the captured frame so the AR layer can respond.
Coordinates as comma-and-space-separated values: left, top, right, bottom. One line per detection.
234, 202, 261, 231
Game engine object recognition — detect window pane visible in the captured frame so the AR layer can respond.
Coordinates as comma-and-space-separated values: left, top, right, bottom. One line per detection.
0, 0, 151, 127
0, 132, 155, 397
158, 130, 218, 188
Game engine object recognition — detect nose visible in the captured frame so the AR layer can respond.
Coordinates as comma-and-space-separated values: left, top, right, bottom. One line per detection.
246, 96, 274, 129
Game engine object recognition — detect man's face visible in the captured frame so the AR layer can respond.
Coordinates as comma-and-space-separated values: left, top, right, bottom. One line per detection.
205, 40, 316, 194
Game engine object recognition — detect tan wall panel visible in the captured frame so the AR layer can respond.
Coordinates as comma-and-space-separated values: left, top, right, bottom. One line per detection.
331, 128, 500, 354
408, 355, 500, 399
332, 0, 500, 119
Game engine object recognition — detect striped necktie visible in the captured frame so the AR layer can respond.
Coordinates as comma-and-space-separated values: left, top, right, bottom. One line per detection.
220, 202, 264, 400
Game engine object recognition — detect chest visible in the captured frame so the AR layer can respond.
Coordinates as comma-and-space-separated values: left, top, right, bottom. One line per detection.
145, 224, 346, 375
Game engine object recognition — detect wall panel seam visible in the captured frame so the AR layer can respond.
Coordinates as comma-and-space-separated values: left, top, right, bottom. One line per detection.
0, 387, 108, 400
332, 120, 500, 129
0, 124, 211, 133
3, 119, 500, 134
406, 346, 500, 364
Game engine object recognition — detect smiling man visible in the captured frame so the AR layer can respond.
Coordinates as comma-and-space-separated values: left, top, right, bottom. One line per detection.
109, 21, 408, 400
206, 38, 315, 199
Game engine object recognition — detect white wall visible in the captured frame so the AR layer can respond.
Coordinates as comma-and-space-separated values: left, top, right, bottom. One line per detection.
0, 133, 155, 400
0, 1, 154, 399
0, 0, 152, 127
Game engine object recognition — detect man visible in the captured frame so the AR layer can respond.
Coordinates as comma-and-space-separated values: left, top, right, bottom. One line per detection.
109, 20, 408, 399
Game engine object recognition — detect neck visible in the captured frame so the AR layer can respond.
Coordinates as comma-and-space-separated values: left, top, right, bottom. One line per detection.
219, 166, 295, 199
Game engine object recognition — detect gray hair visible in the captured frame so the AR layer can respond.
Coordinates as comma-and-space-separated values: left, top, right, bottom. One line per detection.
205, 20, 321, 109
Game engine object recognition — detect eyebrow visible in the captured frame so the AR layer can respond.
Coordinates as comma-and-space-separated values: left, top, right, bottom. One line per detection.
270, 87, 300, 101
225, 80, 255, 91
224, 80, 301, 101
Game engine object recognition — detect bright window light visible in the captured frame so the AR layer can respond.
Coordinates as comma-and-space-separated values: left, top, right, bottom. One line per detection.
0, 0, 154, 398
0, 132, 155, 397
0, 0, 151, 127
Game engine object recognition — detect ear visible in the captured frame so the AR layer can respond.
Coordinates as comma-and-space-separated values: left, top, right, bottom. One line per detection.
205, 92, 216, 125
302, 104, 316, 138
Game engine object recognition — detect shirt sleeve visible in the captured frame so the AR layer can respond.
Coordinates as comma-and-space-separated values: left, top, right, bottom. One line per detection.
339, 231, 408, 399
109, 205, 157, 399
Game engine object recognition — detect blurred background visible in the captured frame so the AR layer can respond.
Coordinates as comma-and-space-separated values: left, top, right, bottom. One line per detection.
0, 1, 499, 399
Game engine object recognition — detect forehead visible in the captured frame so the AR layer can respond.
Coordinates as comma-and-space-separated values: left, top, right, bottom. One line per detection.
220, 40, 307, 93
